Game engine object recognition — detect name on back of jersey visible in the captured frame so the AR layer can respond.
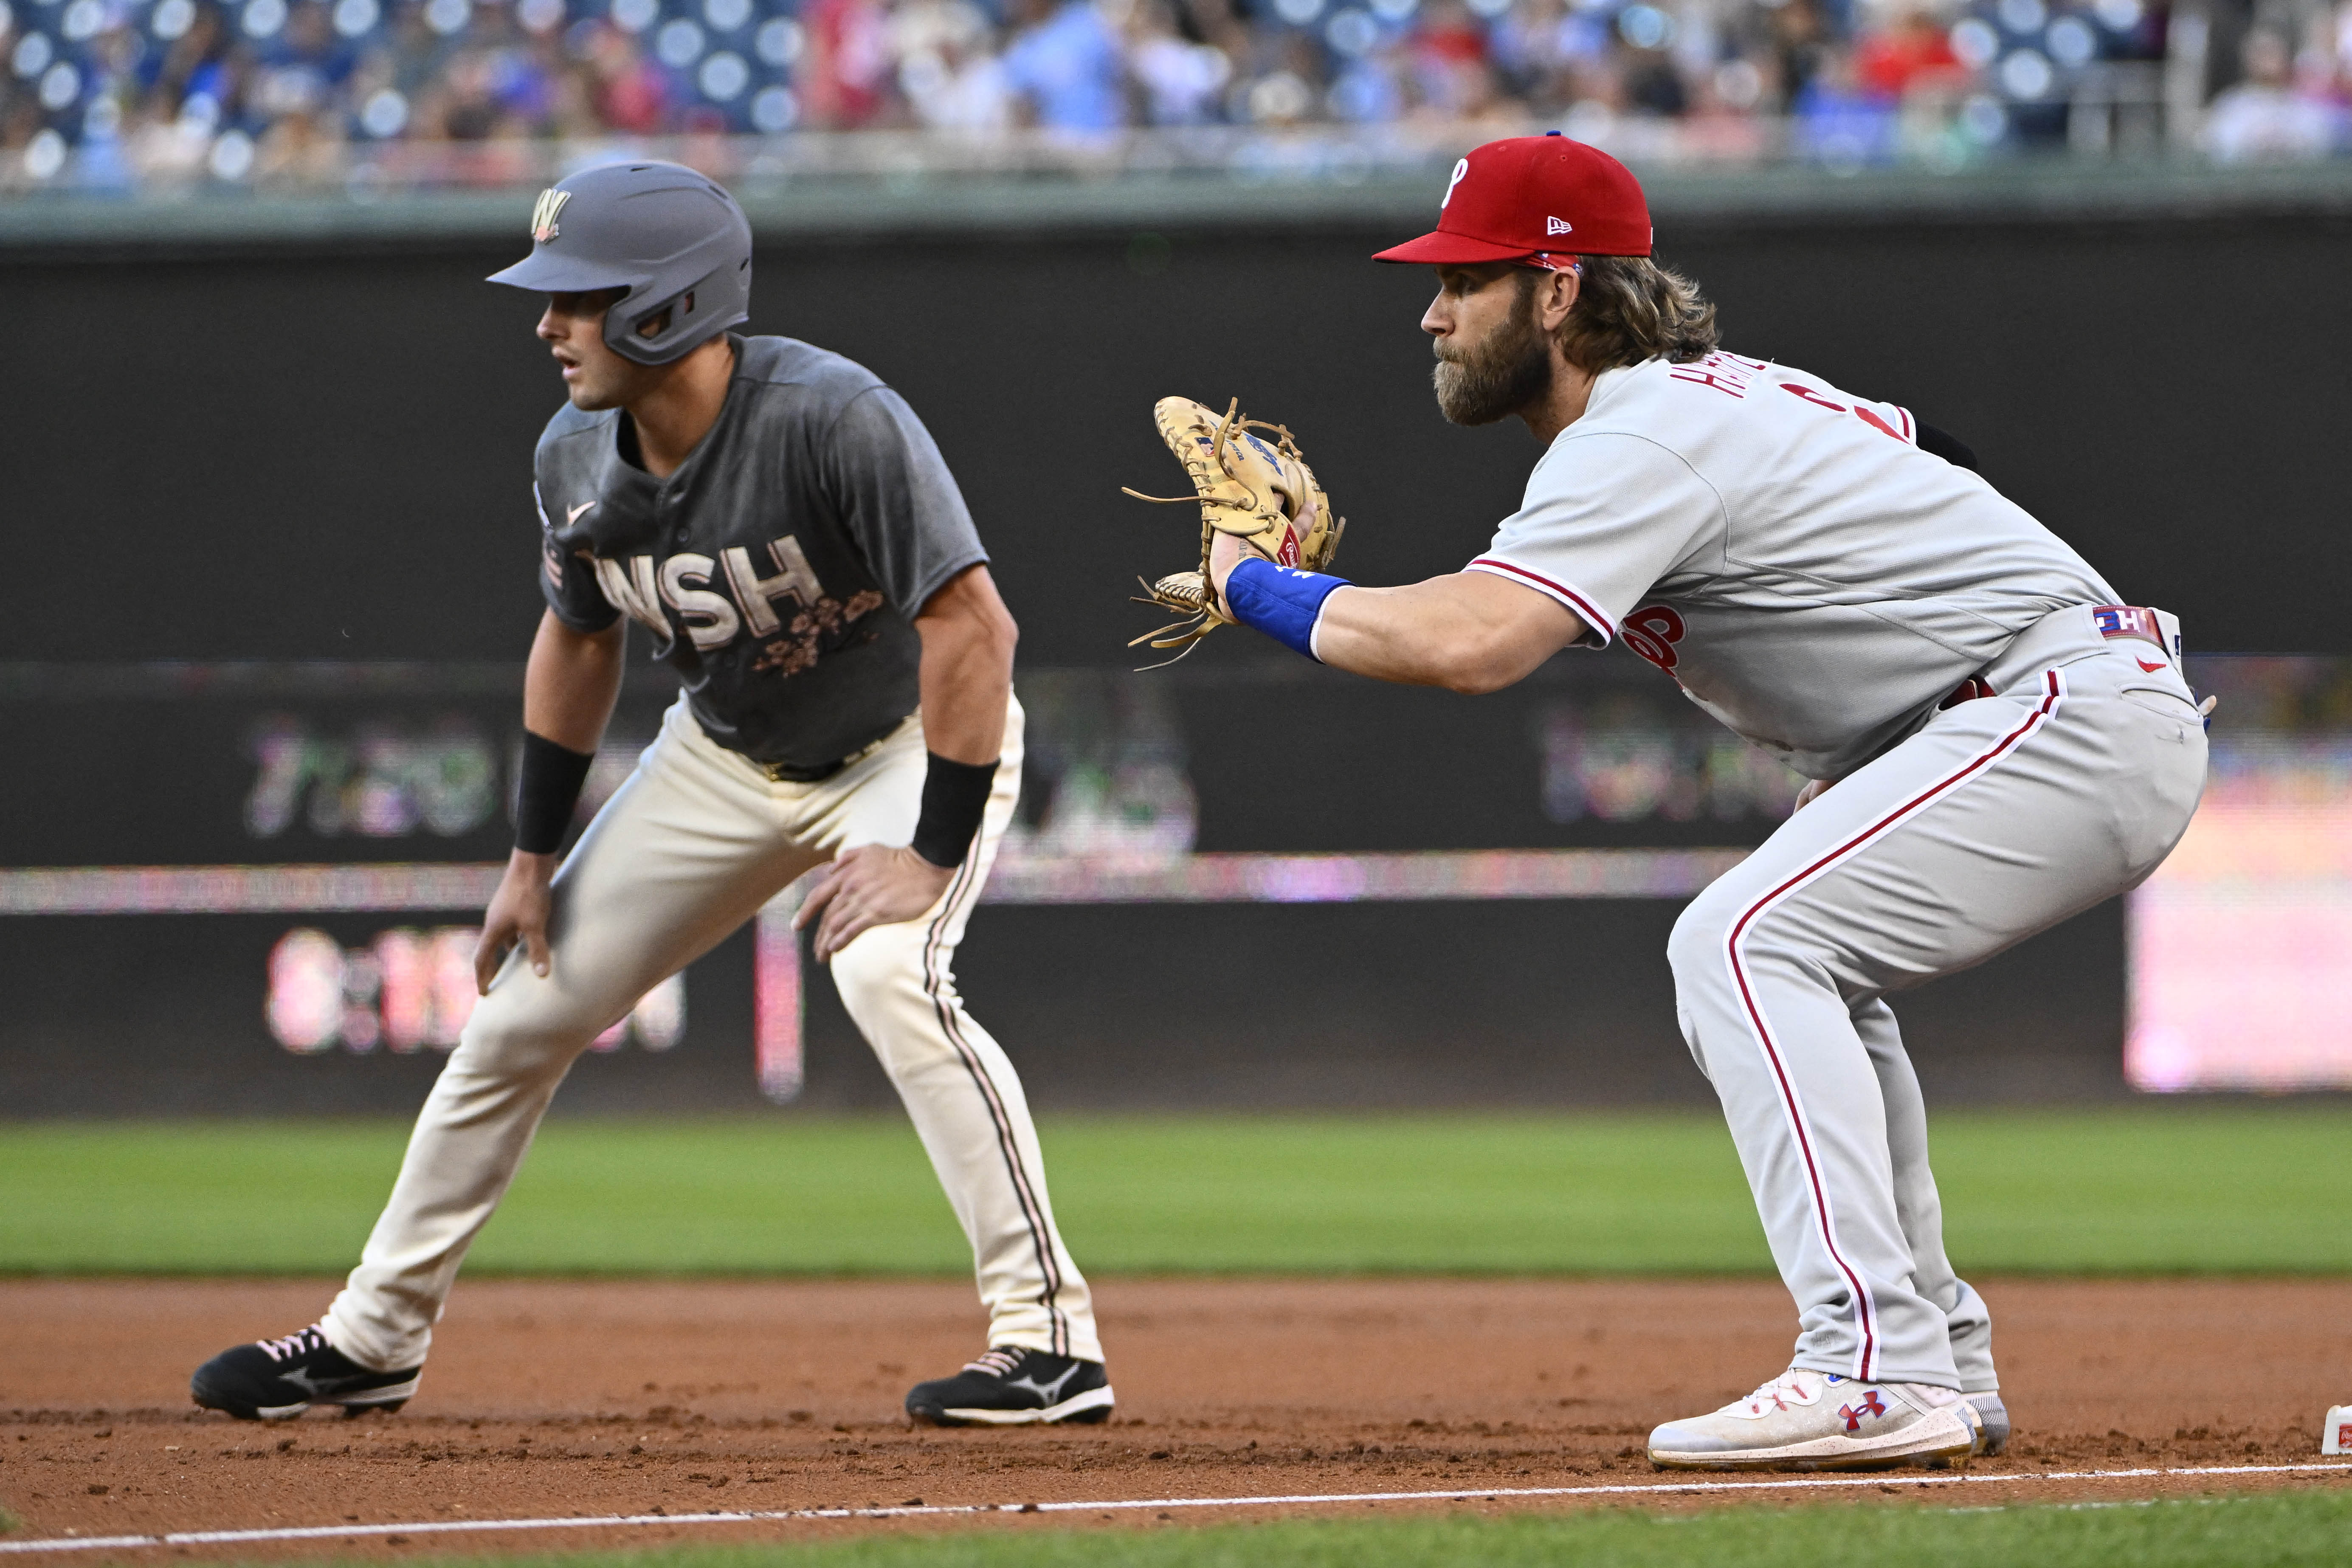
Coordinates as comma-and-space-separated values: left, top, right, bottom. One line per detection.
1668, 350, 1916, 445
1666, 350, 1769, 399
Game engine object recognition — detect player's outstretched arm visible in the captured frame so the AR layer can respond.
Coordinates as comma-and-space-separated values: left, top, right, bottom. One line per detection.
1310, 571, 1589, 693
798, 564, 1017, 962
1206, 530, 1587, 694
474, 611, 626, 994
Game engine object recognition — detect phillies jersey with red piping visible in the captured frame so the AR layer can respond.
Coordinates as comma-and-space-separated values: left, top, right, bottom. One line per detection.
1465, 351, 2120, 780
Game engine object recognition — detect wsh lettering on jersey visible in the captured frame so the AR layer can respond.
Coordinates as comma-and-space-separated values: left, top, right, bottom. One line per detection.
576, 532, 884, 677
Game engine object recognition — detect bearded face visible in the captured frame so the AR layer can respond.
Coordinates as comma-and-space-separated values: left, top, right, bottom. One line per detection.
1431, 272, 1554, 426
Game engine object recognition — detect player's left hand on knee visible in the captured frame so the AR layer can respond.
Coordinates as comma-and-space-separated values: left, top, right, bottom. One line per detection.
795, 845, 956, 963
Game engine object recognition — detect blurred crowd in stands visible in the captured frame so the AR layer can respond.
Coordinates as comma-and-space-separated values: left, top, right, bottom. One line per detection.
3, 0, 2347, 187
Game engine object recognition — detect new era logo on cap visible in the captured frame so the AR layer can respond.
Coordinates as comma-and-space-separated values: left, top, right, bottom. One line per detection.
1373, 136, 1651, 267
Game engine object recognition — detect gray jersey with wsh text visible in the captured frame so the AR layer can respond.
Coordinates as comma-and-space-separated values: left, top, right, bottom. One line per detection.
534, 335, 986, 773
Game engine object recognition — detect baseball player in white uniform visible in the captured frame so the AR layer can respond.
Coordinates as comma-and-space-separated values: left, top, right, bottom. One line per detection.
191, 161, 1110, 1429
1197, 135, 2206, 1470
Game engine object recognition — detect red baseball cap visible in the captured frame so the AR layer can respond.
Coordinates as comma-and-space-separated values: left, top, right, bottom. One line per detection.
1373, 134, 1652, 265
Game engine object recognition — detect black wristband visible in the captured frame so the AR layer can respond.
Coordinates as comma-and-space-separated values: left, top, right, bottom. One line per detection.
513, 730, 596, 855
910, 752, 997, 869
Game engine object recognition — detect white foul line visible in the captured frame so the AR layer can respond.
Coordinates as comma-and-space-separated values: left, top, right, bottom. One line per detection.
3, 1460, 2347, 1555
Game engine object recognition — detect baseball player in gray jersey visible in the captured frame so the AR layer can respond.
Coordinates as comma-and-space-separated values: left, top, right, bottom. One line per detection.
1192, 136, 2206, 1471
192, 161, 1110, 1429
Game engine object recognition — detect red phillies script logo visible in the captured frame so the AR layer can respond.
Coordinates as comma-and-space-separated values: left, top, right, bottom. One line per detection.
1621, 604, 1687, 671
1837, 1391, 1888, 1433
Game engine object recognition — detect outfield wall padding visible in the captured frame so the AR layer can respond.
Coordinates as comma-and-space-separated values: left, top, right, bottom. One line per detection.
3, 206, 2333, 1111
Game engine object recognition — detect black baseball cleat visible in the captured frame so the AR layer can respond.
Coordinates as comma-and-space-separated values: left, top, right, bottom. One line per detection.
191, 1325, 420, 1420
905, 1346, 1115, 1427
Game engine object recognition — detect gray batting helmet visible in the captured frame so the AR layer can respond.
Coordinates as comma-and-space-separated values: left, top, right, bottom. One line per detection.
488, 160, 752, 366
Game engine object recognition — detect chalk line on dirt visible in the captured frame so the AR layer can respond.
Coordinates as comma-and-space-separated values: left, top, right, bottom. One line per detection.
5, 1461, 2347, 1555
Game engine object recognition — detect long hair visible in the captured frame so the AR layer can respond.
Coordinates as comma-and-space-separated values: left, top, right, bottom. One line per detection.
1554, 255, 1720, 373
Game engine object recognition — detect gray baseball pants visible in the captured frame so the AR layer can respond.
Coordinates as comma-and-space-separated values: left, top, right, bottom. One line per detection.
322, 692, 1100, 1372
1669, 608, 2206, 1390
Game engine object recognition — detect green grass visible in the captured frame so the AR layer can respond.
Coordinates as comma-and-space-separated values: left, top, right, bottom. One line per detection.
344, 1492, 2352, 1568
2, 1107, 2349, 1276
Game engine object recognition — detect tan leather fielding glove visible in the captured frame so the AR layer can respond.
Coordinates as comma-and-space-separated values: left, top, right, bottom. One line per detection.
1126, 395, 1345, 664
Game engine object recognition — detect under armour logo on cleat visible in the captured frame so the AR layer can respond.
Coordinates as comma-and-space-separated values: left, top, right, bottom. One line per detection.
1837, 1391, 1888, 1432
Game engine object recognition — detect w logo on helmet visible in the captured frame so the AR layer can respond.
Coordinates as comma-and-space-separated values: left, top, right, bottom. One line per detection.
530, 188, 572, 244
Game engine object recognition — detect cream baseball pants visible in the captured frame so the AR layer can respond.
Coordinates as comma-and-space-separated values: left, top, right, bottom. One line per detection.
1668, 610, 2206, 1391
322, 692, 1100, 1371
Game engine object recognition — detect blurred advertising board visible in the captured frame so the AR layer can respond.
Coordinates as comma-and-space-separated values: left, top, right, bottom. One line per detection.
7, 653, 2338, 1106
0, 656, 1785, 1106
2127, 658, 2352, 1092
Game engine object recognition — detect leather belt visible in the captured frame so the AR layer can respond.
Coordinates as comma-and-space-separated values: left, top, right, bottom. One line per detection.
2091, 604, 2178, 660
755, 730, 893, 785
1938, 676, 1996, 709
1941, 603, 2179, 711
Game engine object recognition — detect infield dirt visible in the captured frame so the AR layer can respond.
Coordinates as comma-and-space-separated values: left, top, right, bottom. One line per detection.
3, 1278, 2347, 1555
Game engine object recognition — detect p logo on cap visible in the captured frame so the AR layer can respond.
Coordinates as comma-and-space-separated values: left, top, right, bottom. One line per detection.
1374, 136, 1651, 266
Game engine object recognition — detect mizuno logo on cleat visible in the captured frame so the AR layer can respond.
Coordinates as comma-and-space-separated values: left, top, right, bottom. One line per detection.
1006, 1365, 1082, 1405
279, 1367, 370, 1399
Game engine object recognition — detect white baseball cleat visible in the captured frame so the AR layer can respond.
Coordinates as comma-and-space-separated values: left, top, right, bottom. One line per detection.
1647, 1366, 1980, 1472
1965, 1390, 2011, 1455
1927, 1389, 2010, 1468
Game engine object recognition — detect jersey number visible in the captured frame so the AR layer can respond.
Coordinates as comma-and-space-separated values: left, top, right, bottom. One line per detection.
1781, 381, 1909, 441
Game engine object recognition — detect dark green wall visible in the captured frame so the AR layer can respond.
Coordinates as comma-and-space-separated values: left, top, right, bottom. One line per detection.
6, 210, 2347, 664
2, 209, 2339, 1110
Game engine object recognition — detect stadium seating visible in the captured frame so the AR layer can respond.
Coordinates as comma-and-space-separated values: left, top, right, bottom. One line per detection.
0, 0, 2342, 189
